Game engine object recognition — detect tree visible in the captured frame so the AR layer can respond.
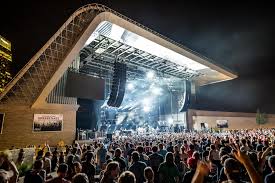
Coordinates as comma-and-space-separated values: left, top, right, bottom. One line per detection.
256, 108, 267, 125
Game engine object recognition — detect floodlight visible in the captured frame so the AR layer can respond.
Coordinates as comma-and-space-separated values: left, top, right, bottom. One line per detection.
127, 83, 134, 90
146, 71, 155, 79
168, 118, 173, 124
143, 106, 151, 112
152, 87, 162, 95
142, 98, 151, 106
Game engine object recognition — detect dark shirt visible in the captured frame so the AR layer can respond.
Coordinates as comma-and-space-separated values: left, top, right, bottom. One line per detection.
219, 167, 227, 183
182, 169, 196, 183
81, 161, 96, 182
167, 146, 174, 153
51, 156, 58, 172
158, 162, 180, 183
148, 153, 164, 172
24, 169, 45, 183
129, 161, 147, 183
127, 148, 135, 157
113, 156, 126, 172
265, 172, 275, 183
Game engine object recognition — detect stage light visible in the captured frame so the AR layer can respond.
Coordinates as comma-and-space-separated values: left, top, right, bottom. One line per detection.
142, 98, 152, 106
143, 106, 151, 112
127, 83, 134, 90
146, 71, 155, 79
168, 118, 173, 125
152, 87, 162, 95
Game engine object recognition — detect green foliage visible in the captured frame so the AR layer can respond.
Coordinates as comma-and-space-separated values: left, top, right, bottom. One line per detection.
256, 108, 267, 125
18, 163, 32, 177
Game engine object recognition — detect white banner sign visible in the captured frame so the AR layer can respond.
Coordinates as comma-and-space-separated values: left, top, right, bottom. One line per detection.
33, 114, 63, 132
216, 119, 228, 128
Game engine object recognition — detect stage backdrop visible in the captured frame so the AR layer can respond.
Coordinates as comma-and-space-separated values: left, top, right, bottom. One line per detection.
33, 114, 63, 132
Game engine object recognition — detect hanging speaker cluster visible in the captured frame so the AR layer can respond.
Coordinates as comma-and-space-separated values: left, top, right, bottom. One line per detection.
180, 80, 191, 112
107, 62, 127, 107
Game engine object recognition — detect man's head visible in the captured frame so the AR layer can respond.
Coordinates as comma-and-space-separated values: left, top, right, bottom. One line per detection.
86, 152, 94, 162
57, 163, 68, 178
221, 155, 230, 164
74, 162, 82, 174
106, 161, 120, 178
158, 143, 163, 150
268, 155, 275, 171
33, 160, 43, 170
131, 151, 140, 162
0, 152, 9, 167
72, 147, 77, 154
144, 167, 154, 181
118, 171, 136, 183
45, 152, 52, 158
241, 139, 247, 145
37, 150, 44, 158
152, 146, 158, 153
72, 173, 89, 183
165, 152, 174, 165
136, 146, 144, 154
224, 158, 240, 181
174, 145, 179, 152
115, 148, 122, 157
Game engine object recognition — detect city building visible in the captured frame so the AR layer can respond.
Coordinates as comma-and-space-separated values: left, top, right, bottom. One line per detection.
0, 35, 12, 92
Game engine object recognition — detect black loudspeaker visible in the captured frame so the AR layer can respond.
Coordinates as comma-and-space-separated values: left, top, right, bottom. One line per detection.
107, 134, 112, 141
180, 80, 191, 112
107, 62, 120, 106
77, 99, 98, 130
107, 62, 127, 107
114, 63, 126, 107
201, 123, 206, 129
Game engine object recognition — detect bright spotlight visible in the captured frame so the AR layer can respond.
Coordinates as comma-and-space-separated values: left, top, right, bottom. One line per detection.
142, 98, 151, 106
146, 71, 155, 79
143, 106, 151, 112
168, 118, 173, 125
127, 83, 134, 90
152, 87, 162, 95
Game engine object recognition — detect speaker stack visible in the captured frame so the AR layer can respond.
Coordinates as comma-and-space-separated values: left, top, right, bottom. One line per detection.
107, 62, 127, 107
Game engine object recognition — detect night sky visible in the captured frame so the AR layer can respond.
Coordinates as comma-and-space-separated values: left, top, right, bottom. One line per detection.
1, 0, 275, 113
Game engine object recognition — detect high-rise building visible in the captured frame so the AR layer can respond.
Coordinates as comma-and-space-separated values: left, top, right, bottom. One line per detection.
0, 35, 12, 92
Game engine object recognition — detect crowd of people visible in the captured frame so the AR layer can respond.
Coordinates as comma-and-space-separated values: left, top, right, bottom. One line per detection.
1, 128, 275, 183
33, 122, 63, 132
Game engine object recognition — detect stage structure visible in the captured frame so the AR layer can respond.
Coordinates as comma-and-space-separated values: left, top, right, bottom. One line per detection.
0, 4, 237, 149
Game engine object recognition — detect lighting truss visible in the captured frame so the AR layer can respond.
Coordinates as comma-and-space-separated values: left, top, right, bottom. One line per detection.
79, 34, 201, 80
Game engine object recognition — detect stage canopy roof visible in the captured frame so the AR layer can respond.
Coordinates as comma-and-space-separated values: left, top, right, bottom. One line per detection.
79, 16, 237, 85
0, 4, 237, 107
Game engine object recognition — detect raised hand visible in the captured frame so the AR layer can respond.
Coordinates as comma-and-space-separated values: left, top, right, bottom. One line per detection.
231, 144, 250, 164
197, 161, 210, 176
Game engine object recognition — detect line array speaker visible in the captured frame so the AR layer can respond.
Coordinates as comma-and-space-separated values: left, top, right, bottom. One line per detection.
107, 62, 127, 107
180, 80, 191, 112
